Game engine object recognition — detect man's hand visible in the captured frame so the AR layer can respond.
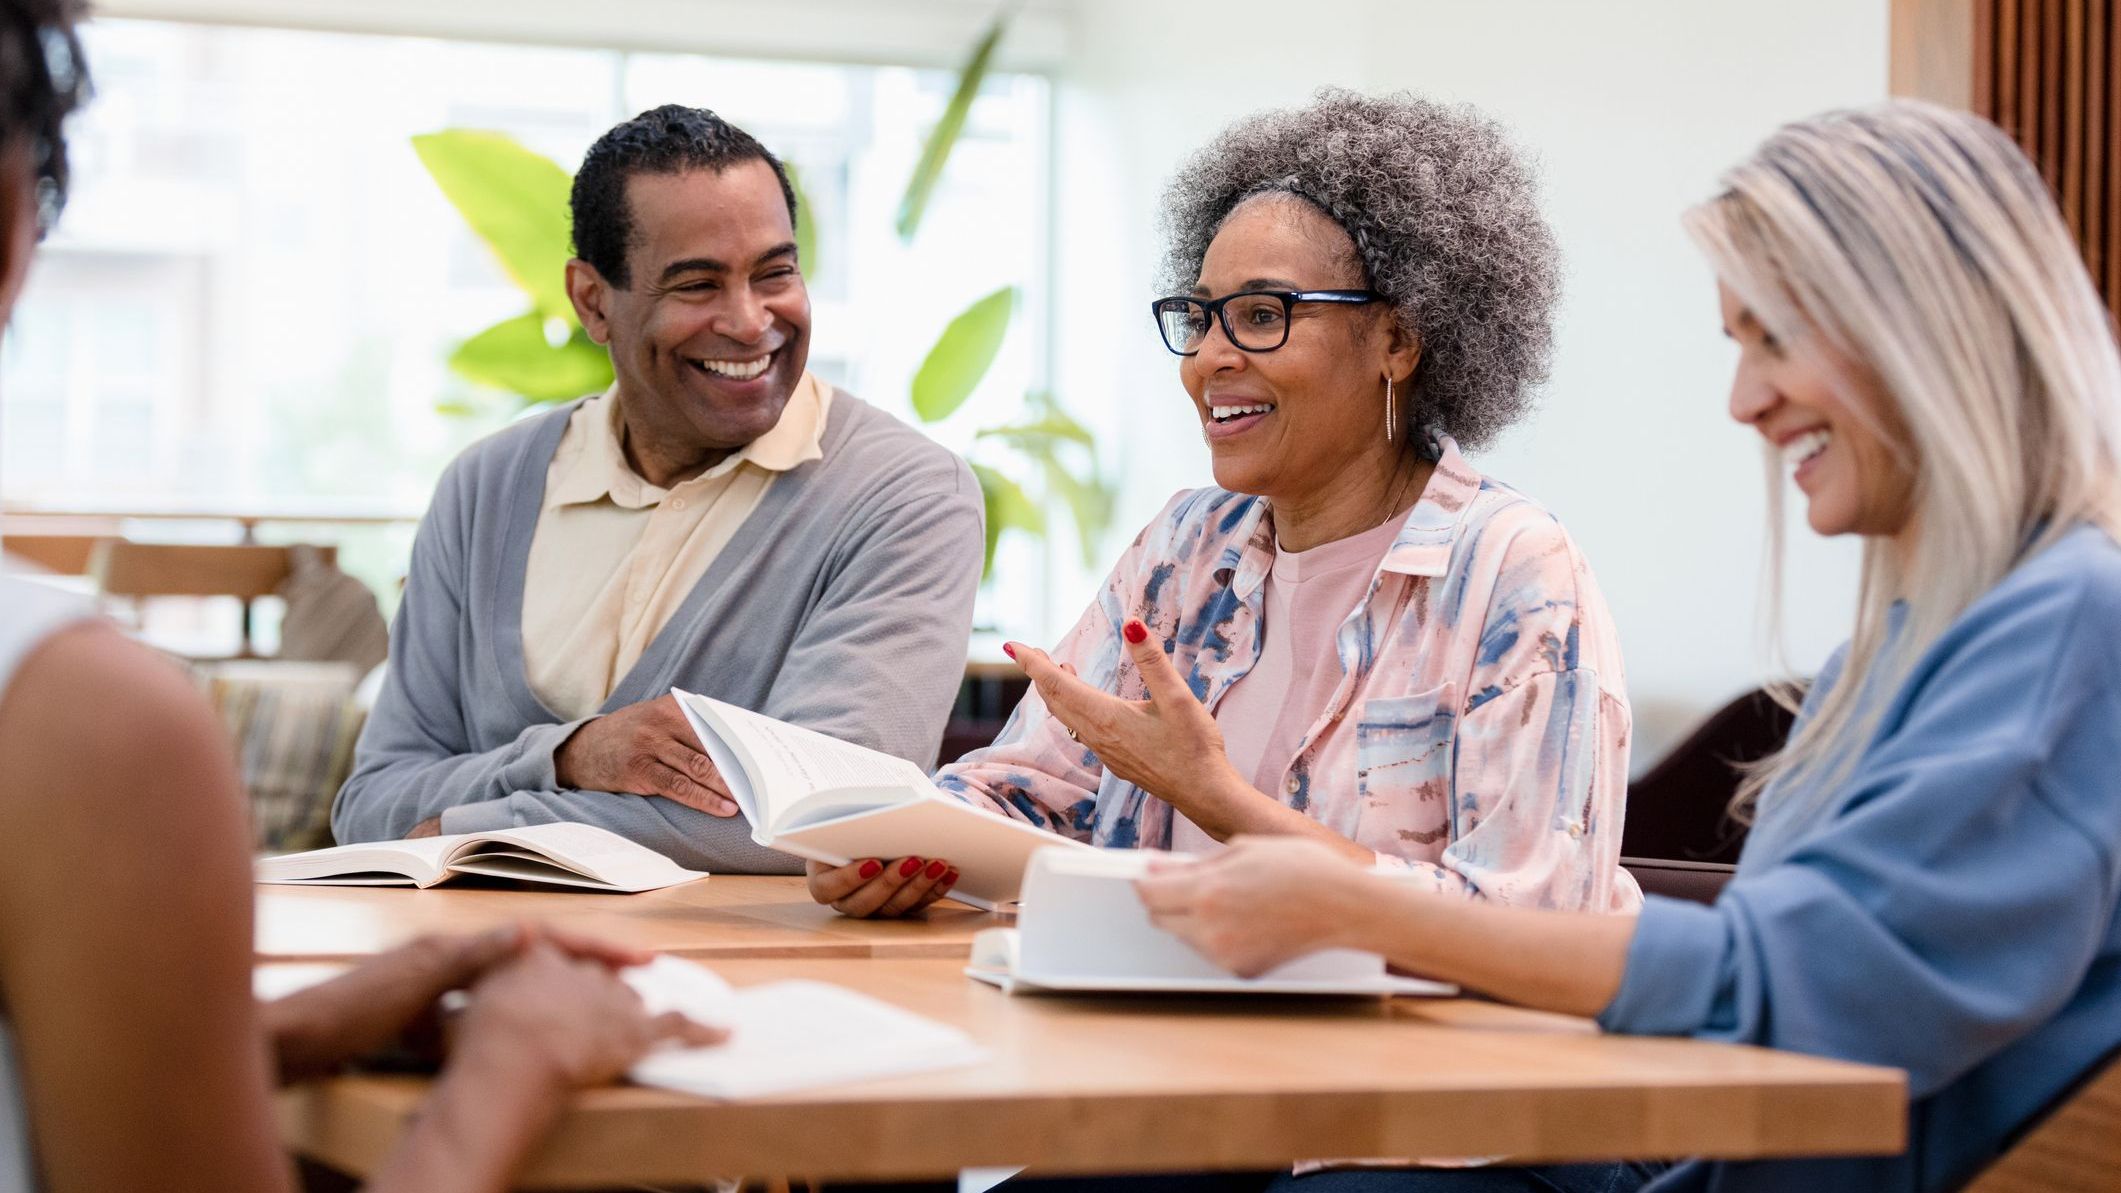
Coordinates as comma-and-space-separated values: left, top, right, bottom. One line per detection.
553, 694, 739, 816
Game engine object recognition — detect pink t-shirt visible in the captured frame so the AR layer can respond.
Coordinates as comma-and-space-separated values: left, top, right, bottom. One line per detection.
1170, 511, 1408, 854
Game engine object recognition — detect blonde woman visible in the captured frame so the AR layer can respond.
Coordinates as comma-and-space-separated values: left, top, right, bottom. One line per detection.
1135, 101, 2121, 1193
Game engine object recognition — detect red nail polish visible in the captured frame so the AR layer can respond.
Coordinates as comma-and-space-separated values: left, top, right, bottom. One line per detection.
925, 859, 947, 880
944, 869, 959, 887
859, 859, 882, 879
1124, 620, 1148, 644
1002, 642, 1018, 660
899, 857, 924, 878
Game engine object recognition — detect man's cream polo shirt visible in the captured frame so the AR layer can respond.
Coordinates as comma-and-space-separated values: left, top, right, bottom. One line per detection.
521, 372, 831, 720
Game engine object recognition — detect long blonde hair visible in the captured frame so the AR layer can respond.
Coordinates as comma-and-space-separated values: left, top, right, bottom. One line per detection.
1685, 101, 2121, 857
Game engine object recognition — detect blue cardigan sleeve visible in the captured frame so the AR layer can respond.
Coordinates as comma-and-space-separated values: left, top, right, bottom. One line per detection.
1600, 562, 2121, 1099
330, 458, 590, 843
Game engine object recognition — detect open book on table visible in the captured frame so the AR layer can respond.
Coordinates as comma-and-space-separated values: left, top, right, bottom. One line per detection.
967, 846, 1457, 997
254, 822, 707, 893
623, 956, 988, 1099
673, 688, 1096, 909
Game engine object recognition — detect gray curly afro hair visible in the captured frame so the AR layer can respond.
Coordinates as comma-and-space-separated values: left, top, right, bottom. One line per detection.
1158, 88, 1560, 450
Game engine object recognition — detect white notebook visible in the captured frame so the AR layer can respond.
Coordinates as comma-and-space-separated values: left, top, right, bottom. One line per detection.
673, 689, 1096, 908
623, 956, 987, 1099
966, 847, 1456, 997
254, 822, 707, 893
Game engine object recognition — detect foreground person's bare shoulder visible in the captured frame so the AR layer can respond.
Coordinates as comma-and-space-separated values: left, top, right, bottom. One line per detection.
0, 619, 252, 894
0, 623, 287, 1193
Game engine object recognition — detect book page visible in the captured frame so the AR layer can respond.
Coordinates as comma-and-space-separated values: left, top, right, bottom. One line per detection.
455, 823, 706, 893
624, 957, 986, 1099
254, 835, 461, 886
671, 691, 931, 837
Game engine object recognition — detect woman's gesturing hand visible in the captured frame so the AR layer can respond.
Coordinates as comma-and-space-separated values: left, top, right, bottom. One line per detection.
805, 856, 959, 917
1133, 837, 1381, 977
1006, 617, 1246, 822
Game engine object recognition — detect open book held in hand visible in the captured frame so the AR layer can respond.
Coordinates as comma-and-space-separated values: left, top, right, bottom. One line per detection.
672, 689, 1096, 908
623, 956, 987, 1099
967, 846, 1457, 997
254, 822, 707, 892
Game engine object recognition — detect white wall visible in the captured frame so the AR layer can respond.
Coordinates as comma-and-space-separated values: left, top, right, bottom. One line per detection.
1050, 0, 1888, 765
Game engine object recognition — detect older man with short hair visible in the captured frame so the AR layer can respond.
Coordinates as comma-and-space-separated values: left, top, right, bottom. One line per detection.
333, 105, 984, 872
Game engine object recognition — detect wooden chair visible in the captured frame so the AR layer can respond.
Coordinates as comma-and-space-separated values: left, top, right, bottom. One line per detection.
0, 532, 104, 575
1964, 1048, 2121, 1191
89, 540, 335, 658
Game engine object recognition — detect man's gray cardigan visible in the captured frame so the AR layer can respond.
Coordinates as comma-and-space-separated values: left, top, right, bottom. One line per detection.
330, 390, 984, 873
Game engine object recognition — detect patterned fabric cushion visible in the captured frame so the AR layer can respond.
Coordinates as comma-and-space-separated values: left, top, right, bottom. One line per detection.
194, 660, 366, 851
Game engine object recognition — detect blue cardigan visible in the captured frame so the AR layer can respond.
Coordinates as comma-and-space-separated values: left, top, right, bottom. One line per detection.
1603, 524, 2121, 1191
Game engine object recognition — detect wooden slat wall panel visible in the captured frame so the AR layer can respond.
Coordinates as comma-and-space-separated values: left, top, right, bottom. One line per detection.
1927, 0, 2121, 328
2095, 1, 2112, 305
1971, 0, 2120, 331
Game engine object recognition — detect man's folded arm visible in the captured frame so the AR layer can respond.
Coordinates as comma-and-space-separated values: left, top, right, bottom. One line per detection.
330, 465, 588, 843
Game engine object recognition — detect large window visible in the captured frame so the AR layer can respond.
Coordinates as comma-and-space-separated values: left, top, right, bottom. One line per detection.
2, 18, 1052, 628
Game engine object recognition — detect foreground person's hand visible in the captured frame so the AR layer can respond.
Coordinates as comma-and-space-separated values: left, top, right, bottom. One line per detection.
265, 922, 659, 1083
451, 938, 726, 1092
553, 694, 740, 816
806, 856, 960, 917
366, 938, 726, 1192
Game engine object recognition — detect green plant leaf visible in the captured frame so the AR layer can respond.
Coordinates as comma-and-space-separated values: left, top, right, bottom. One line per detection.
896, 14, 1007, 243
1043, 455, 1115, 567
995, 425, 1113, 568
969, 460, 1044, 578
414, 130, 577, 321
974, 410, 1095, 450
448, 313, 614, 403
785, 160, 819, 277
913, 286, 1016, 423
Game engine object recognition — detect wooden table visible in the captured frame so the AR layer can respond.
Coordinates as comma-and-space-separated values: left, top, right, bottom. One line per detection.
257, 875, 997, 962
278, 957, 1906, 1186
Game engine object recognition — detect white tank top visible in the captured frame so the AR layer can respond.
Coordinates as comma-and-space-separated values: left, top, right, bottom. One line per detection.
0, 571, 99, 1191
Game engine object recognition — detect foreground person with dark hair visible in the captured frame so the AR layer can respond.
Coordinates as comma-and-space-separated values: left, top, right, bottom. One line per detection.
333, 105, 984, 884
0, 6, 723, 1191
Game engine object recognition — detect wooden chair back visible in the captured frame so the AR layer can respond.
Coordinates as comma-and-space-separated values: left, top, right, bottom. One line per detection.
1965, 1049, 2121, 1191
1, 532, 104, 575
87, 541, 338, 660
89, 541, 334, 599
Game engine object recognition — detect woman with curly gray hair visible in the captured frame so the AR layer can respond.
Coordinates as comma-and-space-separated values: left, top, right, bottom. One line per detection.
808, 90, 1641, 947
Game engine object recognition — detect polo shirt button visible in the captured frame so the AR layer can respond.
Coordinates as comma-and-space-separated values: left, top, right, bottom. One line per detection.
1567, 823, 1584, 840
1284, 775, 1301, 795
671, 497, 687, 510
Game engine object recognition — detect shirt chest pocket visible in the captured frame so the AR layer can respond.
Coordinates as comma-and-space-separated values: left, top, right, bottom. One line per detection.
1353, 683, 1459, 818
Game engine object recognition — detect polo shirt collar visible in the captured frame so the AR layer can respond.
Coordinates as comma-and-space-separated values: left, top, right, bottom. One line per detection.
548, 371, 830, 511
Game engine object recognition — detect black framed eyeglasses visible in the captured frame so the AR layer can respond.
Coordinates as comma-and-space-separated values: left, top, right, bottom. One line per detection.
1150, 289, 1382, 356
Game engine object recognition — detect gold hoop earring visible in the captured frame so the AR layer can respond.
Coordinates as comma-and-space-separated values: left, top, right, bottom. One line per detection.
1385, 375, 1396, 442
